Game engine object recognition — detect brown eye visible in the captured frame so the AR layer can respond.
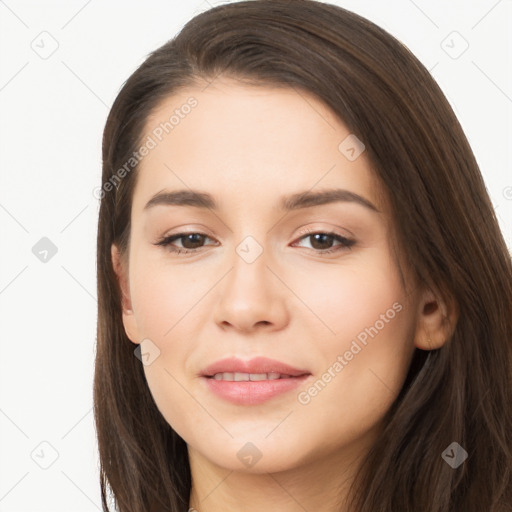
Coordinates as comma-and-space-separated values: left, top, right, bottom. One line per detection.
309, 233, 336, 250
155, 232, 217, 254
155, 230, 355, 257
293, 231, 356, 254
177, 233, 208, 249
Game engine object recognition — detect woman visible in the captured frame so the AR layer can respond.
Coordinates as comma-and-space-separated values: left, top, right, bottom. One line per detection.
94, 1, 512, 510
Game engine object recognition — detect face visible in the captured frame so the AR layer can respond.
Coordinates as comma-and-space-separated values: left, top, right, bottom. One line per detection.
114, 78, 421, 474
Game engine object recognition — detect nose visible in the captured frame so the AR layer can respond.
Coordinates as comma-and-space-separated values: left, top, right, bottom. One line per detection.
213, 245, 290, 333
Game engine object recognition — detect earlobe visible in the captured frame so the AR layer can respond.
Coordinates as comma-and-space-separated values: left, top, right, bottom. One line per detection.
111, 243, 132, 313
413, 285, 458, 350
111, 243, 142, 345
121, 311, 141, 345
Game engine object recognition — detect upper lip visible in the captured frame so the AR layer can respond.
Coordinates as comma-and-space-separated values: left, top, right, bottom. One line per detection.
201, 357, 310, 377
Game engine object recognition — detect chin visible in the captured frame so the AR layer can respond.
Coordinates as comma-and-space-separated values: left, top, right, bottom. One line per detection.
189, 436, 311, 475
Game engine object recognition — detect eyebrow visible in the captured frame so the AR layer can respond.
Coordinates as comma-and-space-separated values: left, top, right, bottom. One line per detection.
144, 188, 380, 213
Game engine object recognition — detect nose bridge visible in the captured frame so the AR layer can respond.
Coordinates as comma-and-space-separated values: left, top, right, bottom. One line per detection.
213, 232, 289, 331
226, 233, 273, 298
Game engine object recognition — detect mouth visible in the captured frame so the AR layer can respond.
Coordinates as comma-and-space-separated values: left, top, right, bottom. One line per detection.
200, 357, 312, 405
201, 356, 310, 379
206, 372, 306, 381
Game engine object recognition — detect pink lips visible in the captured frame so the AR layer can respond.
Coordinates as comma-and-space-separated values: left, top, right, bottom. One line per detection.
200, 356, 311, 405
201, 356, 310, 378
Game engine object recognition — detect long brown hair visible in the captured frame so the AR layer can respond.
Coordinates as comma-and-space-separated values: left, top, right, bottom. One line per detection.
94, 1, 512, 510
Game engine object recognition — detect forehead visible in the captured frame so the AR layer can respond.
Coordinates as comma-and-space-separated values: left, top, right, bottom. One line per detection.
132, 78, 385, 215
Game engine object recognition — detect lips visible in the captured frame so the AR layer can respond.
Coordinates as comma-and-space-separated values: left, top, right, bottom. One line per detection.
201, 356, 310, 379
200, 356, 311, 405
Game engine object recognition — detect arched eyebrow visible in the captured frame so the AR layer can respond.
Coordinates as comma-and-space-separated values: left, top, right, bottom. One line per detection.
143, 188, 380, 213
282, 188, 379, 213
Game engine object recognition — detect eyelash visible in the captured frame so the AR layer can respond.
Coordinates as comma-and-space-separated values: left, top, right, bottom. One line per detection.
154, 230, 356, 256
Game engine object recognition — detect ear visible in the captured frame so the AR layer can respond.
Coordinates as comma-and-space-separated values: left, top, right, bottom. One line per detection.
413, 284, 458, 350
111, 243, 142, 344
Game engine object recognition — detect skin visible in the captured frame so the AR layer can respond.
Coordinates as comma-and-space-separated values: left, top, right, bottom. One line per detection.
112, 77, 454, 512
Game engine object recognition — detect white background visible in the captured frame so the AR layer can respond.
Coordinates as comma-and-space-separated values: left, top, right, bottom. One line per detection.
0, 0, 510, 510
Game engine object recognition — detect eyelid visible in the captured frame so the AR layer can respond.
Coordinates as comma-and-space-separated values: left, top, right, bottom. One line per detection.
154, 225, 356, 257
291, 229, 355, 252
155, 231, 218, 248
155, 226, 352, 244
159, 224, 216, 239
293, 224, 355, 241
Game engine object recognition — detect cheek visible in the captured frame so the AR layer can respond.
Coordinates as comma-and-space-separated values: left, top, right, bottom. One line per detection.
292, 250, 415, 420
130, 257, 205, 341
290, 249, 406, 343
128, 255, 212, 414
129, 260, 204, 436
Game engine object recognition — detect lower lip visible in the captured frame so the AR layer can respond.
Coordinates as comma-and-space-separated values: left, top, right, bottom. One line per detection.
202, 375, 310, 405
